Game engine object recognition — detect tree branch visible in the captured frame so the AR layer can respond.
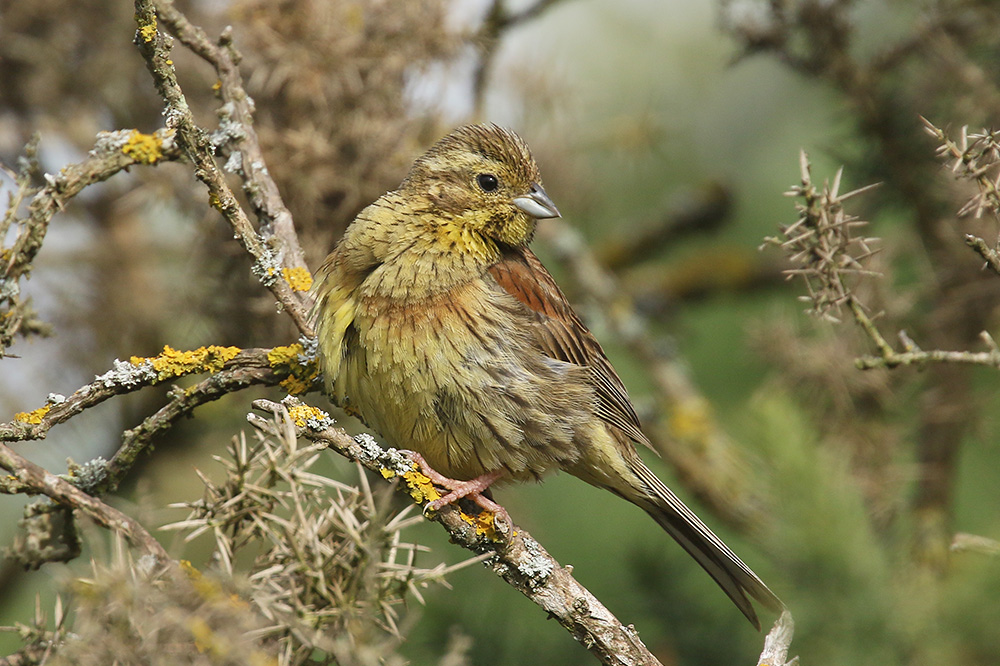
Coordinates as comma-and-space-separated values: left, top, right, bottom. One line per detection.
132, 0, 314, 335
248, 396, 665, 666
965, 233, 1000, 276
1, 128, 182, 356
472, 0, 569, 117
0, 443, 169, 561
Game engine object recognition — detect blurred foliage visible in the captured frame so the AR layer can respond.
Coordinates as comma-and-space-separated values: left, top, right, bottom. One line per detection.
4, 0, 1000, 665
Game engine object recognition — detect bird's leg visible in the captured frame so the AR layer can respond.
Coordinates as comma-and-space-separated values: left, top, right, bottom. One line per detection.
405, 452, 512, 529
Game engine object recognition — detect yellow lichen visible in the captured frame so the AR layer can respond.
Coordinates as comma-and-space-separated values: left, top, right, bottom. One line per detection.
181, 560, 228, 603
400, 469, 442, 505
180, 559, 201, 579
122, 130, 164, 165
282, 267, 313, 292
131, 345, 241, 381
286, 403, 327, 428
266, 344, 300, 366
267, 343, 319, 395
137, 17, 157, 43
188, 616, 216, 655
14, 405, 51, 425
459, 509, 504, 541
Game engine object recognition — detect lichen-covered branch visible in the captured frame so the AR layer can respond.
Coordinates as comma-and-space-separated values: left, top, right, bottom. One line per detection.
0, 442, 169, 561
248, 395, 665, 666
151, 1, 309, 277
1, 346, 263, 443
1, 345, 315, 495
132, 0, 314, 335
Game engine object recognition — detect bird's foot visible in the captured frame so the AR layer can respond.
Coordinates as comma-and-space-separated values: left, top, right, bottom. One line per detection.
405, 452, 512, 531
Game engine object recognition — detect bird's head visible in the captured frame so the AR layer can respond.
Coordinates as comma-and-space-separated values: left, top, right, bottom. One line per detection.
401, 123, 560, 248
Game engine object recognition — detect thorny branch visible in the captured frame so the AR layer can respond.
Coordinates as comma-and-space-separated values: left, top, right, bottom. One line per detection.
924, 119, 1000, 275
924, 119, 1000, 222
250, 397, 794, 666
773, 151, 1000, 371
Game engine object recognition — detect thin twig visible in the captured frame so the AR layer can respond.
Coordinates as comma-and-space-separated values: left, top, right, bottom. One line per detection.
152, 2, 309, 277
964, 234, 1000, 276
472, 0, 568, 117
757, 611, 798, 666
1, 129, 182, 355
951, 532, 1000, 555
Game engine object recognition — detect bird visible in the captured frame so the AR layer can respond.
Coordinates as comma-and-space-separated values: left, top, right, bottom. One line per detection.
311, 123, 783, 629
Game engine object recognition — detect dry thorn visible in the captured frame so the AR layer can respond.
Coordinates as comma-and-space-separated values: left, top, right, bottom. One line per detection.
248, 396, 670, 666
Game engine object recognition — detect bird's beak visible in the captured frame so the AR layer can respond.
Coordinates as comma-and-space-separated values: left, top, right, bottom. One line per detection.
513, 183, 561, 220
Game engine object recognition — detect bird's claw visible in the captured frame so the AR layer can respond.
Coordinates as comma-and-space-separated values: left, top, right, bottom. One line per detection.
404, 451, 512, 533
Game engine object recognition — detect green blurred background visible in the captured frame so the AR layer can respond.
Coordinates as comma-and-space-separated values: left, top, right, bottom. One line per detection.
3, 0, 1000, 664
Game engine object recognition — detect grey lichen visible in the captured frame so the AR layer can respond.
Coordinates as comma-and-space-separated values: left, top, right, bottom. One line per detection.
251, 251, 280, 286
353, 432, 385, 465
66, 456, 110, 494
94, 358, 159, 389
516, 535, 554, 586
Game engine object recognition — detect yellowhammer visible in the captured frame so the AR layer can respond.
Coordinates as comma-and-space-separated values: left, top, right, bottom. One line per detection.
312, 123, 782, 629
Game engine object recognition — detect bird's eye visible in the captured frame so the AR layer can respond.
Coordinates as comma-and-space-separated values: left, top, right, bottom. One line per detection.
476, 173, 499, 192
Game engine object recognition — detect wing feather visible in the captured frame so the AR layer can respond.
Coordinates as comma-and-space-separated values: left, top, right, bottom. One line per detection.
487, 246, 652, 450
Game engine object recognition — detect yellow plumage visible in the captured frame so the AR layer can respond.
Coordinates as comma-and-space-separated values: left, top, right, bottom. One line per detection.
311, 123, 782, 629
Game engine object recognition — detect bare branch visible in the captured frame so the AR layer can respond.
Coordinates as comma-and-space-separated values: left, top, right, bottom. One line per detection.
472, 0, 569, 116
757, 611, 798, 666
964, 234, 1000, 275
1, 128, 182, 356
855, 342, 1000, 370
951, 532, 1000, 556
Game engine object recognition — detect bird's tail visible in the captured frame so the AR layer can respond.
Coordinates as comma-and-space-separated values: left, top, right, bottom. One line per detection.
571, 446, 783, 630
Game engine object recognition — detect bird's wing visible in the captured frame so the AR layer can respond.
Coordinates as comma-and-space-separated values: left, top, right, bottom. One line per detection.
488, 245, 653, 450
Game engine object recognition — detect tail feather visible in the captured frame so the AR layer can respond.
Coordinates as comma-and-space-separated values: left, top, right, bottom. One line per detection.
572, 442, 783, 630
628, 459, 782, 630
